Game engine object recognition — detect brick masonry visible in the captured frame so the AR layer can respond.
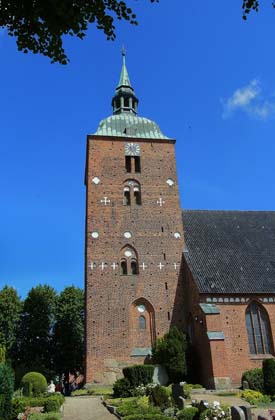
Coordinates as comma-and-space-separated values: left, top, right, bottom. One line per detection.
183, 258, 275, 388
85, 135, 184, 384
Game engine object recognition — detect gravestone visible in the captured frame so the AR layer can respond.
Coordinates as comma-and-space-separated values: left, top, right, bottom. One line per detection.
242, 380, 249, 390
231, 406, 246, 420
172, 383, 185, 408
240, 406, 252, 420
153, 365, 169, 385
198, 400, 209, 414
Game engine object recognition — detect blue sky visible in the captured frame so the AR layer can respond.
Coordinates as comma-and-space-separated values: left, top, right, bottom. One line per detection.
0, 1, 275, 297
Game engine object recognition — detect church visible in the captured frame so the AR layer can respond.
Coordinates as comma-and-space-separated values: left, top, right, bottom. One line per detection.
84, 52, 275, 389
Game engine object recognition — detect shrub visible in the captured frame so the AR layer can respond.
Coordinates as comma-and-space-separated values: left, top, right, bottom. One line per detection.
192, 384, 203, 389
124, 415, 174, 420
122, 365, 154, 388
183, 383, 193, 399
22, 372, 47, 397
240, 389, 271, 405
117, 397, 161, 417
0, 362, 14, 420
178, 407, 199, 420
152, 326, 187, 383
263, 359, 275, 395
43, 397, 61, 413
199, 405, 231, 420
149, 384, 172, 409
29, 413, 61, 420
242, 368, 264, 393
113, 378, 132, 398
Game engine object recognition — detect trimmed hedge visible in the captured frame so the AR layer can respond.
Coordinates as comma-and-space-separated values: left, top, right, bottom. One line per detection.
22, 372, 47, 397
123, 365, 154, 388
0, 362, 14, 420
263, 358, 275, 395
12, 395, 64, 418
242, 368, 264, 393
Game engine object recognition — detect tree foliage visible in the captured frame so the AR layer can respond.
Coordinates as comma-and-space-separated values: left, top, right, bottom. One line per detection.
0, 286, 22, 356
14, 284, 57, 378
0, 362, 14, 420
242, 1, 275, 20
152, 326, 187, 383
53, 286, 84, 374
0, 0, 158, 64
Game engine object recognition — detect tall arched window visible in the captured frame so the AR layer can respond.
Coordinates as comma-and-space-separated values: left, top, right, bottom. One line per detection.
245, 301, 273, 355
121, 259, 127, 275
119, 245, 139, 276
124, 186, 131, 206
139, 315, 146, 330
123, 180, 141, 206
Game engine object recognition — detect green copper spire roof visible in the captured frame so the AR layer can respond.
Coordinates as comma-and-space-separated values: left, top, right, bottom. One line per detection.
112, 49, 138, 115
94, 50, 171, 140
118, 47, 132, 88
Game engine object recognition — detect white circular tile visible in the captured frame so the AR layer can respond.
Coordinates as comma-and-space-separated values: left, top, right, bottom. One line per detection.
174, 232, 181, 239
125, 250, 132, 257
124, 231, 132, 239
91, 231, 99, 239
166, 178, 175, 186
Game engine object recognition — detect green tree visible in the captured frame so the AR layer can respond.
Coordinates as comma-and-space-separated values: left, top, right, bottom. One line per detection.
152, 326, 187, 383
14, 284, 57, 379
0, 0, 158, 64
0, 362, 14, 420
242, 1, 275, 20
0, 286, 22, 357
53, 286, 84, 374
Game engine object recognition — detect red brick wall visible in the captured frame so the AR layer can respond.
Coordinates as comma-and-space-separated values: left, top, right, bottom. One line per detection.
85, 135, 184, 384
184, 262, 275, 389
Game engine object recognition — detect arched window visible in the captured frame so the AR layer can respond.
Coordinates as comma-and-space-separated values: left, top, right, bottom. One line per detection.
245, 301, 273, 355
139, 315, 146, 330
123, 180, 141, 206
121, 259, 127, 275
133, 185, 141, 205
119, 245, 139, 276
124, 186, 131, 206
131, 260, 139, 275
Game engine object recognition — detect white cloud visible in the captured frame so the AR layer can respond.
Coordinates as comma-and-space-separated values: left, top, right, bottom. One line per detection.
222, 79, 275, 120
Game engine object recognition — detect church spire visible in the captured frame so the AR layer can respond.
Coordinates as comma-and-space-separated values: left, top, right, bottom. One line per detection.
112, 48, 139, 115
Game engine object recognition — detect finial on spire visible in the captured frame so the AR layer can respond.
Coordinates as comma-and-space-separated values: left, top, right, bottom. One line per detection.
111, 48, 139, 115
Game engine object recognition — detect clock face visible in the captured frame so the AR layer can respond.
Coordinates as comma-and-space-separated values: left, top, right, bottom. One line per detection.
124, 143, 141, 156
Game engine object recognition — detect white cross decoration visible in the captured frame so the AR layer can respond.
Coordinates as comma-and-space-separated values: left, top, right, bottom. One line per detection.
139, 262, 148, 271
159, 262, 165, 270
100, 262, 107, 270
157, 197, 165, 207
111, 262, 118, 270
174, 263, 180, 270
101, 197, 111, 206
90, 262, 96, 270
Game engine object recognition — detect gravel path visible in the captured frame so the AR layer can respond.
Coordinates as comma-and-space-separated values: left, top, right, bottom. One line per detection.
63, 396, 115, 420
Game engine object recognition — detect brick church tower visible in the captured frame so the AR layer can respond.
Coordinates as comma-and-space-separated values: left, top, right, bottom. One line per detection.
85, 51, 184, 384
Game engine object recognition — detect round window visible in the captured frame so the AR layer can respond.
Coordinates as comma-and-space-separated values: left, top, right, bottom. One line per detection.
125, 250, 132, 257
124, 231, 132, 239
137, 305, 146, 313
